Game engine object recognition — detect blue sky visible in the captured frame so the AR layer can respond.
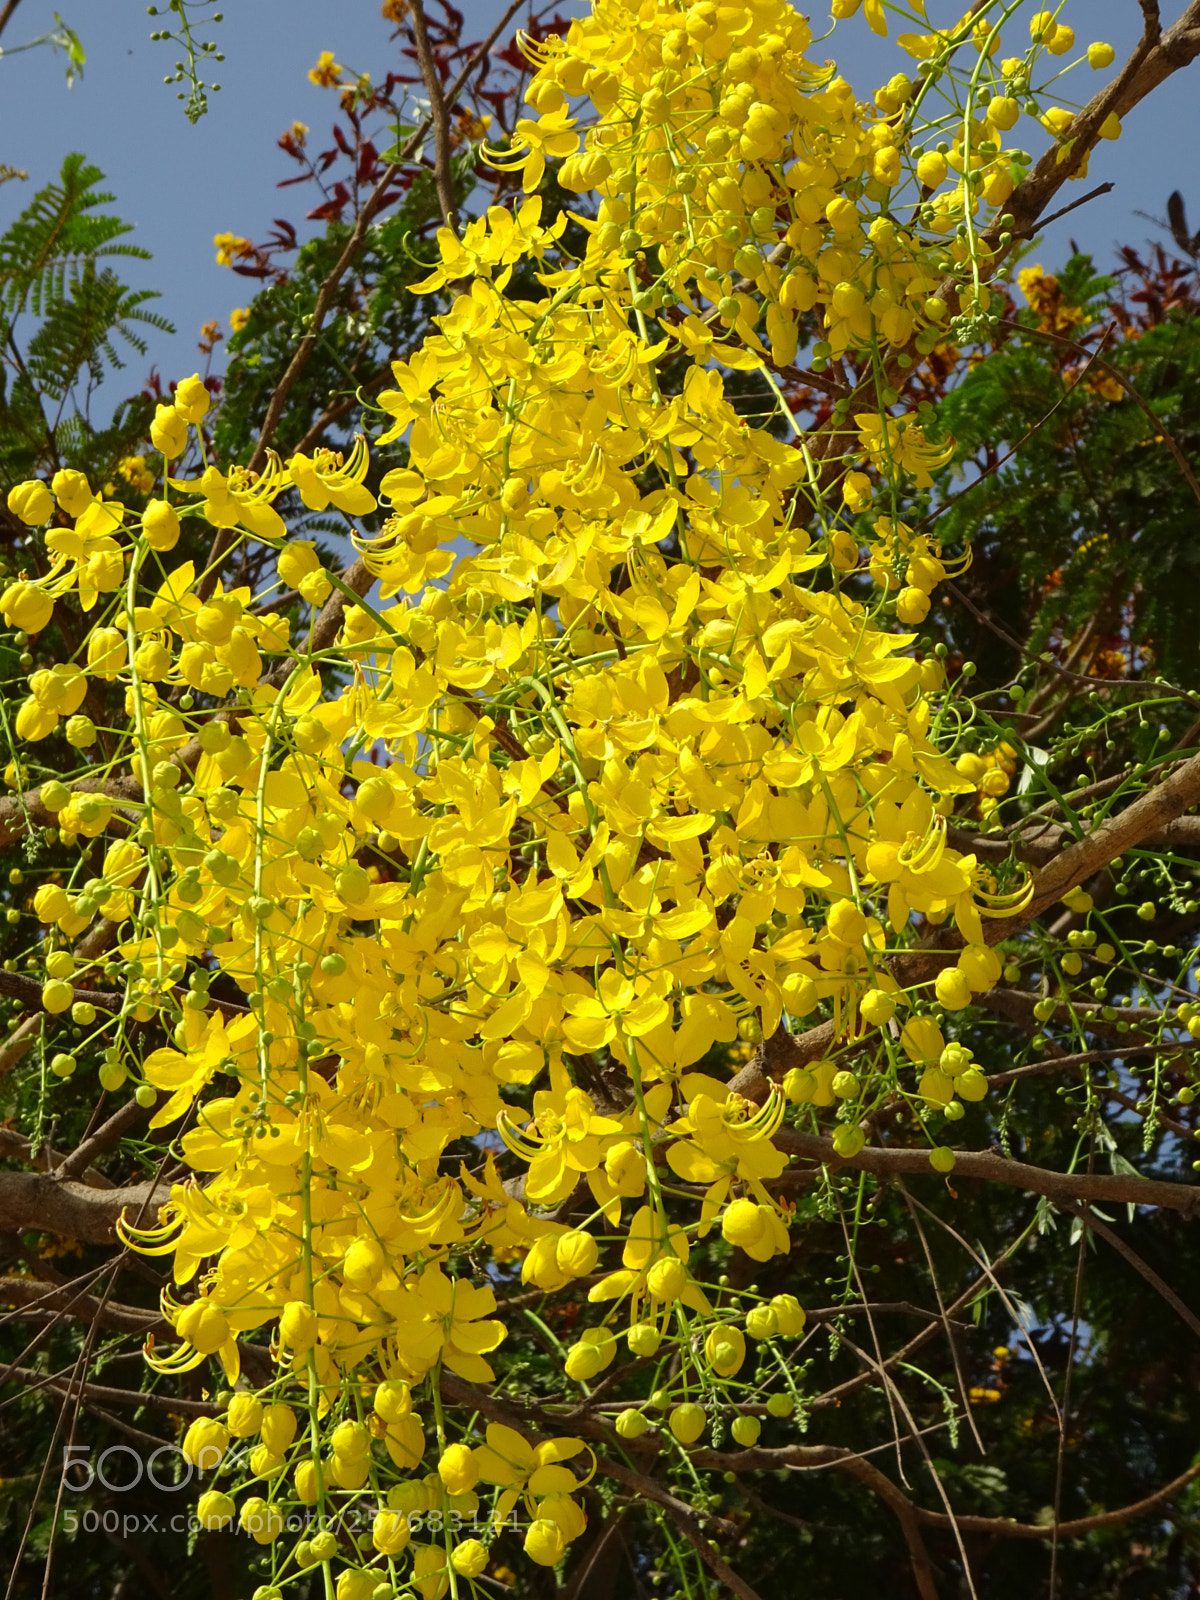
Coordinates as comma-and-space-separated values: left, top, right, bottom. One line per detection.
1, 0, 1198, 396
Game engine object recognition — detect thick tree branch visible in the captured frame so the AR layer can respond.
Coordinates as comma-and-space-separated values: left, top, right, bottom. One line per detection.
0, 773, 142, 850
0, 1172, 161, 1244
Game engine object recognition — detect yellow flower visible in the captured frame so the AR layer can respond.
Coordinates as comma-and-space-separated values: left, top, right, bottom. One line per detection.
288, 436, 377, 516
172, 455, 287, 541
498, 1073, 623, 1205
213, 231, 252, 267
856, 412, 955, 487
308, 50, 342, 87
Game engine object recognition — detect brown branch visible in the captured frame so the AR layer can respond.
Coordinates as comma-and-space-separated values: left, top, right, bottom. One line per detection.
989, 749, 1200, 940
774, 1128, 1200, 1216
0, 967, 123, 1015
0, 0, 24, 43
912, 1459, 1200, 1541
0, 1362, 217, 1418
1011, 180, 1115, 239
989, 1040, 1200, 1087
54, 1097, 147, 1183
839, 1456, 941, 1600
0, 1012, 41, 1081
0, 773, 143, 850
0, 1277, 164, 1336
0, 1172, 161, 1244
709, 1442, 1200, 1544
811, 0, 1200, 465
0, 1128, 113, 1188
409, 0, 457, 231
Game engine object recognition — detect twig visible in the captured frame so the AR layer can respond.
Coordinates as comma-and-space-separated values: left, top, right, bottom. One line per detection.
0, 1277, 164, 1336
1010, 181, 1114, 239
409, 0, 457, 230
1060, 1199, 1200, 1338
775, 1127, 1200, 1216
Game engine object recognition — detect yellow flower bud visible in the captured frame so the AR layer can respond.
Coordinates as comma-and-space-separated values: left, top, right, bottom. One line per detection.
249, 1444, 285, 1478
336, 1571, 378, 1600
196, 1490, 235, 1530
182, 1417, 229, 1472
174, 372, 211, 424
343, 1235, 385, 1287
934, 967, 973, 1011
721, 1197, 766, 1252
373, 1378, 412, 1423
41, 979, 74, 1014
238, 1495, 282, 1543
142, 499, 181, 551
87, 627, 128, 679
226, 1393, 263, 1437
646, 1256, 687, 1301
278, 539, 322, 588
564, 1326, 615, 1381
0, 581, 54, 634
524, 1517, 566, 1567
1088, 41, 1115, 68
604, 1139, 645, 1195
832, 1125, 866, 1158
731, 1414, 761, 1446
51, 469, 94, 517
896, 586, 931, 624
669, 1403, 706, 1444
150, 404, 188, 459
7, 481, 53, 526
771, 1294, 806, 1337
555, 1229, 599, 1277
331, 1420, 370, 1461
437, 1442, 478, 1495
372, 1509, 412, 1556
278, 1300, 318, 1355
859, 989, 895, 1026
175, 1299, 230, 1354
704, 1323, 746, 1377
745, 1305, 778, 1340
627, 1322, 661, 1357
451, 1539, 489, 1578
260, 1402, 298, 1454
616, 1407, 648, 1438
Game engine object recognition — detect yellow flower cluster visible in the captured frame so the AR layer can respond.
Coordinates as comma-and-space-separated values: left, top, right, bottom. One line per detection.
0, 1, 1107, 1589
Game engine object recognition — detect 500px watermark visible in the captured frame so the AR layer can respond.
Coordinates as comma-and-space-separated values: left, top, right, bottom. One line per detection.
61, 1509, 206, 1536
61, 1444, 198, 1494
